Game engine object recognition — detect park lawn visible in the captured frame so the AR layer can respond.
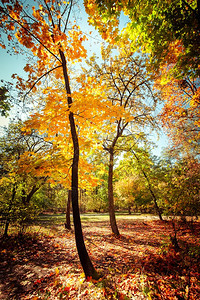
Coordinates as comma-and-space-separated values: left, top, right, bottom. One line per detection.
0, 214, 200, 299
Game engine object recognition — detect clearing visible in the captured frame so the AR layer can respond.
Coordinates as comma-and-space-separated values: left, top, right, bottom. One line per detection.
0, 214, 199, 299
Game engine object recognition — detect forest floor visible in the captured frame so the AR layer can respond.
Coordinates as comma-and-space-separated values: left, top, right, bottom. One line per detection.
0, 214, 200, 299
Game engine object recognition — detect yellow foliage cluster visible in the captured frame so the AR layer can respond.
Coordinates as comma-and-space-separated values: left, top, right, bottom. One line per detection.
84, 0, 120, 44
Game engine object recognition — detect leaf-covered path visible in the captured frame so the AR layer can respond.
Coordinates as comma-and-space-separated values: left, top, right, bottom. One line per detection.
0, 217, 200, 299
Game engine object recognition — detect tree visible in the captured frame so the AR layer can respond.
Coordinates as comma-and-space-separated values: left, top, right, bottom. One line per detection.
85, 0, 200, 78
0, 122, 51, 236
115, 145, 163, 217
115, 173, 145, 214
157, 155, 200, 218
82, 46, 158, 235
84, 154, 109, 213
0, 0, 99, 279
132, 149, 163, 219
85, 0, 200, 158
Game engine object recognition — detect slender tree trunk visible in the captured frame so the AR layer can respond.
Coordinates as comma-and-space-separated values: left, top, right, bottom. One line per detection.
108, 149, 120, 236
4, 186, 16, 237
59, 49, 99, 279
4, 220, 10, 238
65, 189, 71, 230
132, 151, 163, 221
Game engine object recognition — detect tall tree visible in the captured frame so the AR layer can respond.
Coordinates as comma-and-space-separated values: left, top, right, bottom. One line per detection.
83, 46, 158, 235
0, 0, 99, 279
115, 145, 163, 218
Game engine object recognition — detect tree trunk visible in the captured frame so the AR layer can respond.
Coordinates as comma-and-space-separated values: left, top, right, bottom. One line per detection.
59, 49, 99, 280
65, 189, 71, 230
108, 149, 120, 236
4, 220, 10, 238
4, 186, 16, 237
22, 185, 39, 205
152, 193, 163, 221
132, 151, 163, 221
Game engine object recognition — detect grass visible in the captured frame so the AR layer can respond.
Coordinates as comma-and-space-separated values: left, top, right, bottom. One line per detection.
35, 212, 158, 225
0, 212, 159, 241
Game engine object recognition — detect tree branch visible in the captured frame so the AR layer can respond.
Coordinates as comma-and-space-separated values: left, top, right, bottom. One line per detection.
64, 0, 73, 33
1, 7, 61, 62
23, 65, 62, 99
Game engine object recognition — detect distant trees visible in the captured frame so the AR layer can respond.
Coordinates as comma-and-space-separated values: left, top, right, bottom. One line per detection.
0, 122, 50, 236
114, 150, 200, 220
158, 156, 200, 219
114, 147, 160, 215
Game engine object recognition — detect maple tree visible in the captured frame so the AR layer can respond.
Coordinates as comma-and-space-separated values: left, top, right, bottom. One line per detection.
0, 0, 99, 279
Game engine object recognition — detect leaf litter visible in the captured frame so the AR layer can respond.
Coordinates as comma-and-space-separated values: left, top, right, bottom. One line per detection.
0, 218, 200, 299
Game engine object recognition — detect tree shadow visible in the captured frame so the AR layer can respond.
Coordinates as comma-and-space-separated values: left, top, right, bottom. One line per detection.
0, 233, 78, 299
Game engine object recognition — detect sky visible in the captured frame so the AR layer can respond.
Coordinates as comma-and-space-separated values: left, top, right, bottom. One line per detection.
0, 1, 168, 155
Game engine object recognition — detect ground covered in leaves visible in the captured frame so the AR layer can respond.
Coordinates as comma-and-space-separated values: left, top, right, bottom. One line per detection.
0, 215, 200, 299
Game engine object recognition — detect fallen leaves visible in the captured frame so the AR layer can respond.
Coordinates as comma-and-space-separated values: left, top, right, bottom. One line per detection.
0, 218, 199, 299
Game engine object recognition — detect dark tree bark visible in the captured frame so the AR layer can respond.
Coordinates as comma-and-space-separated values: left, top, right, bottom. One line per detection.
65, 189, 71, 230
128, 206, 131, 215
59, 49, 99, 280
104, 122, 123, 237
22, 185, 39, 205
170, 220, 180, 252
108, 148, 120, 236
4, 186, 16, 237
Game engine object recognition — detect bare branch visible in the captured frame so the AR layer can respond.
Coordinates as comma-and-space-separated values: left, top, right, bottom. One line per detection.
63, 0, 73, 33
43, 0, 55, 28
